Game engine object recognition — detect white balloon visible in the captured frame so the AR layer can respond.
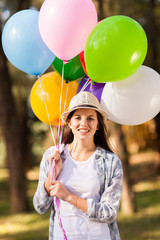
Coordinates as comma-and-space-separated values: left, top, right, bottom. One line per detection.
101, 65, 160, 125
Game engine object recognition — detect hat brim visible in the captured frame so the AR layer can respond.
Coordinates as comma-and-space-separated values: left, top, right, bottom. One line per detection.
61, 106, 108, 123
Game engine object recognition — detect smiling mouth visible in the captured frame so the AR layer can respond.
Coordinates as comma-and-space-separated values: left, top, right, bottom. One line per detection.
78, 129, 89, 133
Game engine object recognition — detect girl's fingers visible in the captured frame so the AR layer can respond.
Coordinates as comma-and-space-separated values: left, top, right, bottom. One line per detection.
50, 180, 57, 188
48, 151, 61, 165
49, 180, 61, 191
49, 181, 58, 197
52, 150, 60, 158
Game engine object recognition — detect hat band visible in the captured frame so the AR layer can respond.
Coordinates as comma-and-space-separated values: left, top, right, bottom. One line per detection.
70, 104, 99, 111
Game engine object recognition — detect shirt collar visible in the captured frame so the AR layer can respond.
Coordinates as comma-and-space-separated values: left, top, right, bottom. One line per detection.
61, 144, 106, 160
95, 146, 106, 160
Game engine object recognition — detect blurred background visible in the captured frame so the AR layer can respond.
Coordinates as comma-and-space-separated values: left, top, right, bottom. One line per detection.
0, 0, 160, 239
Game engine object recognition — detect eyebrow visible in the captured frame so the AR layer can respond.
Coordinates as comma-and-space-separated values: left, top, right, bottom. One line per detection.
73, 114, 96, 117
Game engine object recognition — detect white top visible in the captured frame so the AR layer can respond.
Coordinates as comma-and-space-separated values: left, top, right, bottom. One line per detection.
53, 144, 111, 240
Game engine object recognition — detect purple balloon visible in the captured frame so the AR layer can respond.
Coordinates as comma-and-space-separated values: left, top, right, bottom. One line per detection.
77, 76, 105, 102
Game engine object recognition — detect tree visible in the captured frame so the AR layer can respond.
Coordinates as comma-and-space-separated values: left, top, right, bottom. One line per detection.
0, 0, 31, 212
154, 114, 160, 173
146, 0, 160, 173
108, 122, 136, 214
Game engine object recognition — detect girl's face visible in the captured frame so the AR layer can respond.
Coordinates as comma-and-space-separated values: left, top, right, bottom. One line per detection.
68, 108, 99, 142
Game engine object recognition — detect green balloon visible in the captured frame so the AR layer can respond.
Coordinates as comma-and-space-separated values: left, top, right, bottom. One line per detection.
85, 15, 148, 83
52, 54, 85, 82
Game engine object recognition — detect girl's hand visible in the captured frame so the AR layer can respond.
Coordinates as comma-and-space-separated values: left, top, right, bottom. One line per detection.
44, 149, 63, 196
49, 180, 70, 201
49, 180, 88, 213
48, 149, 63, 180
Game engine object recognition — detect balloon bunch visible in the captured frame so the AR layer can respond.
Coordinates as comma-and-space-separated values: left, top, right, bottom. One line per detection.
2, 0, 160, 135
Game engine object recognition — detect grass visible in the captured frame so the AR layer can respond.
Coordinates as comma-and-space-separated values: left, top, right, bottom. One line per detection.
0, 168, 50, 240
117, 153, 160, 240
118, 184, 160, 240
0, 154, 160, 240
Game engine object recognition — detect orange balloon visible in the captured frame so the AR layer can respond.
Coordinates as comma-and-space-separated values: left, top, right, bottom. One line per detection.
30, 72, 78, 125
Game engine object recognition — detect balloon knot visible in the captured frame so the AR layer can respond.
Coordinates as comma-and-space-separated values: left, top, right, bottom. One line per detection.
63, 60, 68, 64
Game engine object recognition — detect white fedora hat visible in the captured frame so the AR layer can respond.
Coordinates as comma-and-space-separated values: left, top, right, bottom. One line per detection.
61, 91, 108, 123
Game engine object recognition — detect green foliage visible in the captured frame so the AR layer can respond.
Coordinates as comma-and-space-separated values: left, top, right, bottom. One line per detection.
28, 120, 51, 165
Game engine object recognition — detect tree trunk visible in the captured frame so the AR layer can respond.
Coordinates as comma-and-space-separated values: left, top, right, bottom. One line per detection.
146, 0, 160, 172
145, 0, 159, 71
109, 122, 136, 214
154, 113, 160, 173
98, 0, 104, 20
15, 0, 31, 11
0, 22, 28, 212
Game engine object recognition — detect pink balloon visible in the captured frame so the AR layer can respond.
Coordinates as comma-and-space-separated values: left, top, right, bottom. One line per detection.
39, 0, 98, 60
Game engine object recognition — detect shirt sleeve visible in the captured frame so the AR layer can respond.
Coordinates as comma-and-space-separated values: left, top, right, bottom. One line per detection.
86, 154, 123, 224
33, 147, 54, 214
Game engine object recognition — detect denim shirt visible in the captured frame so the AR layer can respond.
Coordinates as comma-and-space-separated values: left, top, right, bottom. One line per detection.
33, 144, 123, 240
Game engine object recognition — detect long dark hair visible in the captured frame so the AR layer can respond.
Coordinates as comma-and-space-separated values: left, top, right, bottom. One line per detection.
62, 110, 112, 152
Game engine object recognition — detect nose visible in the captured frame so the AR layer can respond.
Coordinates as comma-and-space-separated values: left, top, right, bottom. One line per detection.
80, 117, 88, 126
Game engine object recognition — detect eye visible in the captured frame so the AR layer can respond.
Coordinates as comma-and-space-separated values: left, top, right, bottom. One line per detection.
74, 116, 81, 120
88, 117, 94, 121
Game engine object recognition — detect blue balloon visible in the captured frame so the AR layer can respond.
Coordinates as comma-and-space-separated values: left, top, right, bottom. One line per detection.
2, 9, 55, 75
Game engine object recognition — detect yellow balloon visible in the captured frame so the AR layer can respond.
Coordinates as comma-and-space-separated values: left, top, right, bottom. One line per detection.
30, 72, 78, 125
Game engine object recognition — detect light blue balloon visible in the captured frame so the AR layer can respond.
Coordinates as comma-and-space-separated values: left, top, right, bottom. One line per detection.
2, 9, 55, 76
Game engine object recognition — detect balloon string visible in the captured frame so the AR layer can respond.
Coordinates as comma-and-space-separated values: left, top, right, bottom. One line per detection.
63, 77, 90, 115
89, 80, 93, 92
63, 77, 91, 117
37, 75, 56, 146
59, 122, 64, 148
79, 78, 89, 92
53, 63, 68, 240
59, 83, 69, 146
57, 62, 64, 143
51, 160, 68, 240
56, 121, 59, 150
70, 77, 92, 107
63, 82, 69, 113
79, 77, 92, 93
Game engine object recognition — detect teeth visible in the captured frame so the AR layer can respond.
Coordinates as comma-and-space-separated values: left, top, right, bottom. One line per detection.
79, 129, 89, 132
